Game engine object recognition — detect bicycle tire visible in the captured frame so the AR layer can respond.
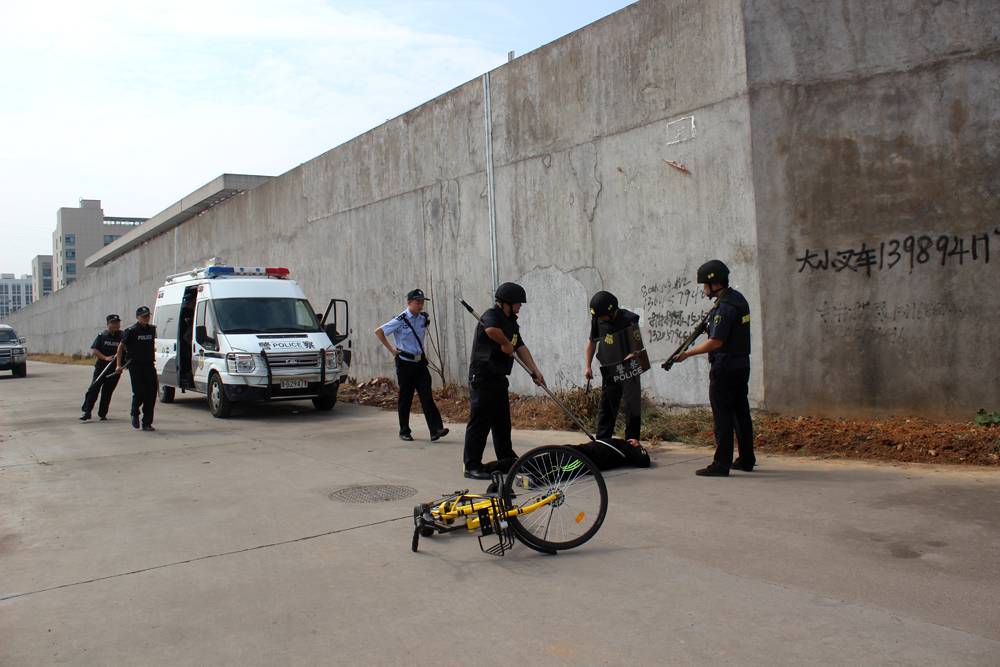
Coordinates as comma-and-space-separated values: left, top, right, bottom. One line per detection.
502, 445, 608, 552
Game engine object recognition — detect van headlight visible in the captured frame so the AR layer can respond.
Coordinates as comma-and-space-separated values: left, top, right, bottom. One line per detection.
12, 347, 25, 355
325, 348, 339, 370
226, 352, 256, 374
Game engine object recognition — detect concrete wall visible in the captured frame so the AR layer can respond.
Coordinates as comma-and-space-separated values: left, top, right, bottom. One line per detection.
7, 0, 759, 408
7, 0, 997, 417
743, 0, 1000, 415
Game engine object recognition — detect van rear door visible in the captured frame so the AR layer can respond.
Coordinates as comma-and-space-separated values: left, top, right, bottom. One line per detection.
153, 288, 182, 387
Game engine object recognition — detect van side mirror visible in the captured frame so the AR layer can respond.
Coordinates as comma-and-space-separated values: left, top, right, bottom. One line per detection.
18, 337, 26, 345
195, 325, 217, 350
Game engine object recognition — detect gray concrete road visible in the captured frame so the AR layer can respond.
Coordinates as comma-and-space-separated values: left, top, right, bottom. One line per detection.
2, 362, 999, 666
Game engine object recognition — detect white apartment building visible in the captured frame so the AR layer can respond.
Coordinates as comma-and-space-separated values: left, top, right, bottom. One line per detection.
30, 255, 52, 302
52, 200, 146, 290
0, 274, 33, 319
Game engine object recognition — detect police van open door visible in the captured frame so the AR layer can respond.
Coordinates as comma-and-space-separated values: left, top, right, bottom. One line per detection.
321, 298, 350, 345
152, 264, 350, 418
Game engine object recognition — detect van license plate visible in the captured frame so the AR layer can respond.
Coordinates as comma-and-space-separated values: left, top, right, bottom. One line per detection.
280, 379, 308, 389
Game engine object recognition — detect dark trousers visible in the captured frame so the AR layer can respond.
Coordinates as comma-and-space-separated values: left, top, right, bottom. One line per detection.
463, 378, 516, 469
596, 377, 642, 441
129, 365, 157, 427
81, 363, 121, 417
396, 359, 443, 435
709, 368, 754, 469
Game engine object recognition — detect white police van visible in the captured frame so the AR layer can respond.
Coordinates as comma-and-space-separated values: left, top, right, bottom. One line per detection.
152, 263, 351, 418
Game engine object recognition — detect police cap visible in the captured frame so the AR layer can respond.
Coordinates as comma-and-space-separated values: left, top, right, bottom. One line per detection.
136, 306, 151, 317
106, 314, 121, 323
406, 288, 429, 301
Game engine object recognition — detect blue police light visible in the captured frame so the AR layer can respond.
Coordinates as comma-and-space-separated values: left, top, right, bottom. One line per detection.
205, 266, 235, 277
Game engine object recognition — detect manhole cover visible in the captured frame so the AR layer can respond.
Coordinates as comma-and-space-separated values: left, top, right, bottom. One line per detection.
329, 484, 417, 504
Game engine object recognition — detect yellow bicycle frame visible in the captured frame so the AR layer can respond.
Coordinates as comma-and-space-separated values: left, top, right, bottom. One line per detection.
431, 492, 560, 531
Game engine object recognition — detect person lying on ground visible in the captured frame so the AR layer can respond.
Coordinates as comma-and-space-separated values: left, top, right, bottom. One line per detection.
483, 438, 651, 491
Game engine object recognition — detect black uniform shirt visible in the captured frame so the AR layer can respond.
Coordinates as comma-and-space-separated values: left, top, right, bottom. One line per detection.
469, 306, 524, 379
121, 323, 157, 367
90, 329, 123, 367
706, 288, 751, 371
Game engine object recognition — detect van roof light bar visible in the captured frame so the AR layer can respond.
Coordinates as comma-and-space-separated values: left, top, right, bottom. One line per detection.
164, 265, 291, 283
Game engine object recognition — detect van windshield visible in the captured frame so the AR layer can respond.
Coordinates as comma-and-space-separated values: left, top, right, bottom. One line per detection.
212, 298, 321, 334
0, 329, 18, 342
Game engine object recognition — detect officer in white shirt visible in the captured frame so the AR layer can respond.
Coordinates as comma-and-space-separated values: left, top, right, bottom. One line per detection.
374, 289, 449, 442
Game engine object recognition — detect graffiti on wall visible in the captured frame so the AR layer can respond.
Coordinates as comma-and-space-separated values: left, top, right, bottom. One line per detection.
796, 227, 999, 276
815, 299, 971, 342
641, 277, 712, 344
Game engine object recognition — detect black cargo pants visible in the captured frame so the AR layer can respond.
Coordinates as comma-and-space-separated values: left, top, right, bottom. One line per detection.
81, 362, 121, 418
129, 364, 158, 427
395, 358, 443, 436
596, 376, 641, 442
708, 368, 754, 469
463, 376, 516, 471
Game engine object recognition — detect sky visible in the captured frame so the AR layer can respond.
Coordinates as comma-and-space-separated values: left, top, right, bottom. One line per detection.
0, 0, 634, 276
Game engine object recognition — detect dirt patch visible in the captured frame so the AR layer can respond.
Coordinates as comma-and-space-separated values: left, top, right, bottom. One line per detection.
28, 353, 93, 366
340, 380, 1000, 466
755, 415, 1000, 466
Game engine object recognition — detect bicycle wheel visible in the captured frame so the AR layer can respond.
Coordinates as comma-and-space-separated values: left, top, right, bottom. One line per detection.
502, 445, 608, 552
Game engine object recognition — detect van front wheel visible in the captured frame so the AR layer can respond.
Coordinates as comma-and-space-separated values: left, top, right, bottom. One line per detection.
208, 373, 233, 418
312, 395, 336, 411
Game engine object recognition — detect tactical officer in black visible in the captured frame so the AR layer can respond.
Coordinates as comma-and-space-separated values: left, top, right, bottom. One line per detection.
80, 314, 124, 421
584, 291, 643, 442
463, 282, 546, 480
673, 260, 754, 476
116, 306, 158, 431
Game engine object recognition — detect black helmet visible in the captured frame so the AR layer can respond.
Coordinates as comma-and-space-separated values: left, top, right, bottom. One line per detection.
697, 260, 730, 285
494, 282, 527, 304
589, 290, 618, 317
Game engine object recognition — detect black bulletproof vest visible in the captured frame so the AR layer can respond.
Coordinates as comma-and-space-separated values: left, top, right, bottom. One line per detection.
715, 289, 751, 358
470, 307, 519, 379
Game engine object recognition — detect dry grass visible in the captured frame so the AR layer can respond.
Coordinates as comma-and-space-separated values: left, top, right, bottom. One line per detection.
340, 379, 1000, 466
28, 353, 94, 366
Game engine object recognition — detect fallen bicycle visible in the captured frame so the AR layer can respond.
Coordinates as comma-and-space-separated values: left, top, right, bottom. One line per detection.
412, 445, 608, 557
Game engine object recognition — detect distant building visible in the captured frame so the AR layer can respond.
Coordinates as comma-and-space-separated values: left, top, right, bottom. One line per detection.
0, 273, 33, 319
52, 199, 146, 290
30, 255, 52, 302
